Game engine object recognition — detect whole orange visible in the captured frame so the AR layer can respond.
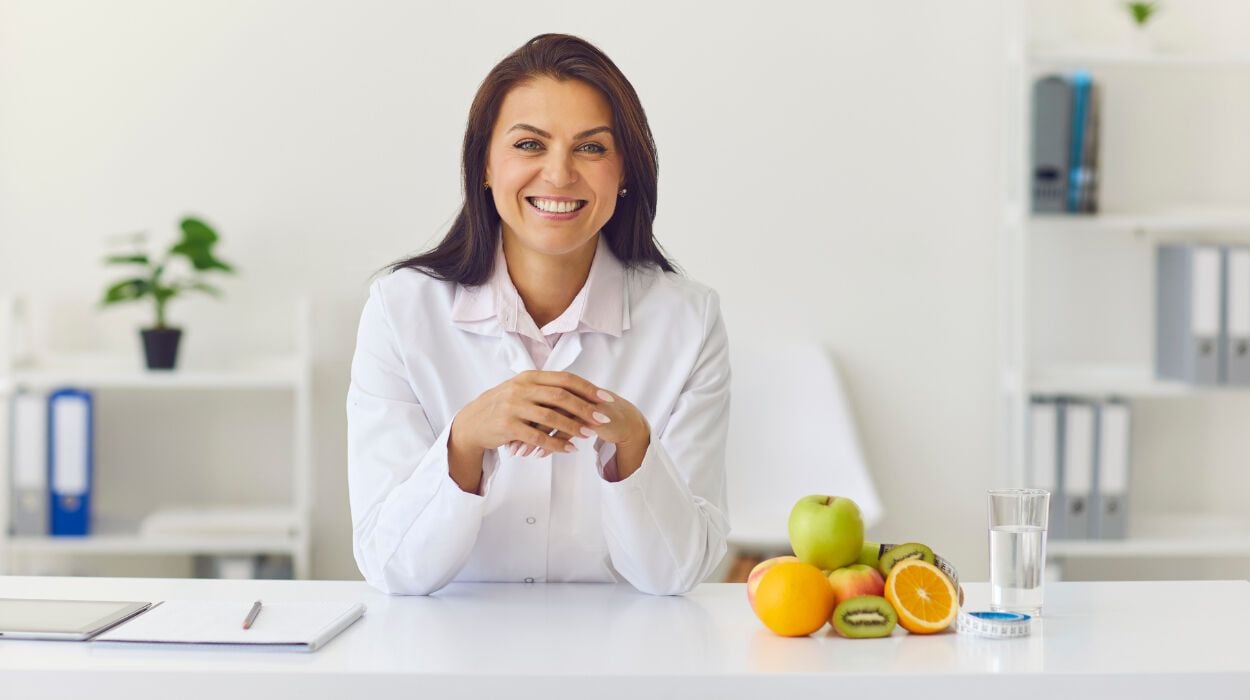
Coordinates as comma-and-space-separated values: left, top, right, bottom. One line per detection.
752, 561, 837, 637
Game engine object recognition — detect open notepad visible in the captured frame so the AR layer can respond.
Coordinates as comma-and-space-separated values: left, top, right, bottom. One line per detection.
93, 600, 366, 652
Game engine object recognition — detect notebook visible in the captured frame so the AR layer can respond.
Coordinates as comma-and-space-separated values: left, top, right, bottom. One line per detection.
93, 600, 365, 652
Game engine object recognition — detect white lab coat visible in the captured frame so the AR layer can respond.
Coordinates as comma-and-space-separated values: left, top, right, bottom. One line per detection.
346, 261, 731, 596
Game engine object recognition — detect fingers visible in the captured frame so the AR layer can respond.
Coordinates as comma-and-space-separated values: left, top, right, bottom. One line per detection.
518, 423, 576, 456
518, 404, 586, 443
524, 370, 604, 404
530, 386, 603, 436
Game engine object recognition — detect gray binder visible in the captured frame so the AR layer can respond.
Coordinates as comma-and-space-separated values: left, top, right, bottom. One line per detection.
1031, 75, 1073, 213
1061, 400, 1095, 540
9, 390, 48, 536
1223, 246, 1250, 384
1093, 400, 1131, 539
1156, 244, 1223, 385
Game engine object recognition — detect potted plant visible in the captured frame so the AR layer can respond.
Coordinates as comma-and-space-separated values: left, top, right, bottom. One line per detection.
99, 216, 237, 370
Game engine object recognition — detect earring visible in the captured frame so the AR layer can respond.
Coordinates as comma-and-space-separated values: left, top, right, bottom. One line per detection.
618, 187, 628, 198
483, 182, 490, 190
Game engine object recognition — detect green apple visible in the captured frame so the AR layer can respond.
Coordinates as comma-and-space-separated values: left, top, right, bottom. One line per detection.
856, 541, 882, 568
787, 495, 864, 571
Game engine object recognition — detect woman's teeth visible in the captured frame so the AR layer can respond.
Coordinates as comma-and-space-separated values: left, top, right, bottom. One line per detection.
528, 197, 586, 214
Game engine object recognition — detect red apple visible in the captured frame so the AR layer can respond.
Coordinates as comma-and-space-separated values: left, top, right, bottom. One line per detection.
746, 555, 800, 610
826, 564, 885, 605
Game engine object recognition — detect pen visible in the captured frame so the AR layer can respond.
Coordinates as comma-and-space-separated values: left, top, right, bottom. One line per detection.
242, 600, 262, 630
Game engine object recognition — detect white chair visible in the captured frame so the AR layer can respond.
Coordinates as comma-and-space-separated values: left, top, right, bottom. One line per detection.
724, 341, 883, 555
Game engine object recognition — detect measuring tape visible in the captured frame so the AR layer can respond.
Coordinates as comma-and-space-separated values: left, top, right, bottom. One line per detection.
957, 610, 1033, 638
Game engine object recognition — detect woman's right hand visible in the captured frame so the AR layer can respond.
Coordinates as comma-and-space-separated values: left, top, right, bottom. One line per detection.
449, 370, 608, 459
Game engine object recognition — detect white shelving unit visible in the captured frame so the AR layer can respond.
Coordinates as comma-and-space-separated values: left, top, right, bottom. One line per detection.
1002, 4, 1250, 566
0, 295, 314, 579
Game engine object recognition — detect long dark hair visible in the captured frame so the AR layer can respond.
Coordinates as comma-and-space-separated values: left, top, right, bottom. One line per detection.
386, 33, 676, 285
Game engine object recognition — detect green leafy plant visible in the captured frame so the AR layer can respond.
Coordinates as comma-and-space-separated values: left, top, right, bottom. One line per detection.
100, 216, 237, 328
1127, 2, 1159, 26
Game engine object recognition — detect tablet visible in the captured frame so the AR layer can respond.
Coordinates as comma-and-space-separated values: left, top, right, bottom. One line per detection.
0, 598, 153, 641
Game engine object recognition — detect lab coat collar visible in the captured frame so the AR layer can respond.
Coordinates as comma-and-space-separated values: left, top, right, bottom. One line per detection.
450, 234, 630, 338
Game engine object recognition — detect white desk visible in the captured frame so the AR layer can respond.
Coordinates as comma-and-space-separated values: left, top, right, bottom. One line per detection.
1, 576, 1248, 699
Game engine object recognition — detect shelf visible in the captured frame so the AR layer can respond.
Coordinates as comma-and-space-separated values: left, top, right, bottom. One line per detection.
1029, 49, 1250, 69
1027, 366, 1250, 398
0, 353, 308, 392
1049, 514, 1250, 559
1030, 209, 1250, 236
5, 511, 301, 556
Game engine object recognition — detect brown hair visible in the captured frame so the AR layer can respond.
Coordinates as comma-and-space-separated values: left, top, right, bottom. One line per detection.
386, 33, 676, 284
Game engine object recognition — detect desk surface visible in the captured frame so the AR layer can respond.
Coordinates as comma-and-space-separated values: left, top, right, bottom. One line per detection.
1, 576, 1249, 700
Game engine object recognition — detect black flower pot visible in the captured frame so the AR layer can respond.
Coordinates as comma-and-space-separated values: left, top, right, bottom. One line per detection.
141, 327, 182, 370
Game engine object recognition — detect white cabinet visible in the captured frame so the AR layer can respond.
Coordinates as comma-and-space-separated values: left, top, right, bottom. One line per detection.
0, 295, 313, 578
1001, 1, 1250, 568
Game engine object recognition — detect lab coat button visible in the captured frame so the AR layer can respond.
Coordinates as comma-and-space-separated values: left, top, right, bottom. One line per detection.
525, 517, 536, 524
524, 577, 535, 583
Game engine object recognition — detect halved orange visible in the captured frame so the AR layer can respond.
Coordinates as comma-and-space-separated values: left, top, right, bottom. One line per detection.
883, 559, 958, 634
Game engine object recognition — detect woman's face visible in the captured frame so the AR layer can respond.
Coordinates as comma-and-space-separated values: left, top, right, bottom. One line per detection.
485, 75, 623, 258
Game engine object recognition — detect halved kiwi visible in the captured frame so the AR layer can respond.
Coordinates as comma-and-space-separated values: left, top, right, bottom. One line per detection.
877, 542, 936, 577
831, 595, 897, 638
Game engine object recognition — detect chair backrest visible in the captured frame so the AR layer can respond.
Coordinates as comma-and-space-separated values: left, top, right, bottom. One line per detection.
725, 341, 883, 553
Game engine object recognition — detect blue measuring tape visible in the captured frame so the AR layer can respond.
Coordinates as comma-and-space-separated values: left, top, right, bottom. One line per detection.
957, 610, 1032, 638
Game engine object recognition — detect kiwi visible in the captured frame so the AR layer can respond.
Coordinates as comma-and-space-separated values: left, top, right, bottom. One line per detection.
877, 542, 936, 577
831, 595, 897, 638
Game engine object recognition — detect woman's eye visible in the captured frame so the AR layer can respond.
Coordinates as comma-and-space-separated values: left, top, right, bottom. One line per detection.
514, 140, 542, 151
578, 143, 607, 154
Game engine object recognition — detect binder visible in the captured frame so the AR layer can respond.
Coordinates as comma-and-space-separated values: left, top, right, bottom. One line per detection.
1077, 82, 1101, 213
1094, 400, 1131, 539
1027, 398, 1062, 537
1223, 246, 1250, 384
1066, 71, 1092, 213
9, 391, 48, 536
1031, 75, 1073, 213
1156, 244, 1223, 385
1061, 400, 1095, 540
48, 388, 93, 536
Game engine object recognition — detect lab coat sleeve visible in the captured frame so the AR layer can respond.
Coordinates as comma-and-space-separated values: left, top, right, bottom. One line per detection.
347, 279, 497, 595
597, 289, 731, 596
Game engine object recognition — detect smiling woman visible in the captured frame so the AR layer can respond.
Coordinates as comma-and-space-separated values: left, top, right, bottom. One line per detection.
348, 34, 731, 597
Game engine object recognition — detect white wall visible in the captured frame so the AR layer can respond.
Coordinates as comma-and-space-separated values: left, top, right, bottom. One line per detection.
0, 0, 1009, 581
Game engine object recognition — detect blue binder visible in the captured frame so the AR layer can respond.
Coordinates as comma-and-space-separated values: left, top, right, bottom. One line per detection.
48, 388, 93, 536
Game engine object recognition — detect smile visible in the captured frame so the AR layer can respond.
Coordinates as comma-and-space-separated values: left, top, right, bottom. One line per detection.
526, 197, 588, 216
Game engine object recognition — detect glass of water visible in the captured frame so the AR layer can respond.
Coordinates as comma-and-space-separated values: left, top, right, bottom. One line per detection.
988, 488, 1049, 616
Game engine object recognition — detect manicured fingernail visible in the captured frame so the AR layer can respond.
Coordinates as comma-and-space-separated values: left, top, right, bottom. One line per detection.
580, 427, 597, 438
593, 411, 611, 424
563, 443, 576, 453
509, 443, 519, 455
538, 448, 548, 458
596, 390, 615, 402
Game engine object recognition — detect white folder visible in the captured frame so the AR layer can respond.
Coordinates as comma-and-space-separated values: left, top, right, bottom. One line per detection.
1225, 247, 1250, 384
10, 391, 48, 535
1094, 401, 1131, 539
1027, 398, 1061, 536
1061, 401, 1095, 540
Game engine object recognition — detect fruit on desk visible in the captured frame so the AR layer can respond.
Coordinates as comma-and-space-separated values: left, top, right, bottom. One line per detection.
877, 542, 936, 577
830, 595, 898, 639
752, 561, 837, 637
787, 495, 864, 571
884, 559, 959, 635
746, 555, 800, 610
826, 564, 885, 605
856, 541, 882, 568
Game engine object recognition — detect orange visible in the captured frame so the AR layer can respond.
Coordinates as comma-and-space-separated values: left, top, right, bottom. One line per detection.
883, 559, 958, 634
752, 561, 837, 637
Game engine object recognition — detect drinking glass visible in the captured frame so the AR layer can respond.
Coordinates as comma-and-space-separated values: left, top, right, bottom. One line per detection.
987, 488, 1050, 616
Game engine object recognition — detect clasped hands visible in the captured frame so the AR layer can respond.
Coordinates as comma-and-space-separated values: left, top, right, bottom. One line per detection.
452, 370, 649, 459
